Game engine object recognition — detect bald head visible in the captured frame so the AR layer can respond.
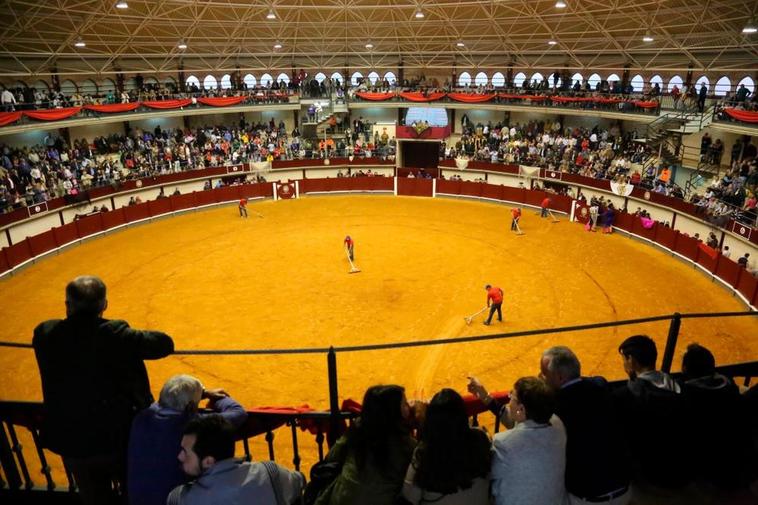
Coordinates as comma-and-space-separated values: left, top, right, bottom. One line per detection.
65, 276, 107, 317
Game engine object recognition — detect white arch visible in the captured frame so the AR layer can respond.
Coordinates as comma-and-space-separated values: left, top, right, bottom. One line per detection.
513, 72, 526, 88
587, 73, 602, 88
695, 75, 709, 90
650, 75, 663, 89
714, 76, 731, 96
531, 72, 544, 85
383, 71, 397, 84
220, 74, 232, 89
260, 73, 274, 87
32, 80, 50, 91
185, 75, 200, 89
60, 79, 77, 94
314, 72, 327, 83
276, 73, 290, 85
367, 71, 380, 85
350, 71, 364, 86
77, 79, 97, 94
630, 75, 644, 92
474, 72, 488, 85
243, 74, 256, 88
667, 75, 683, 92
607, 73, 621, 84
203, 75, 217, 90
491, 72, 505, 87
330, 72, 343, 85
457, 71, 472, 87
737, 76, 755, 94
98, 78, 117, 93
571, 73, 583, 85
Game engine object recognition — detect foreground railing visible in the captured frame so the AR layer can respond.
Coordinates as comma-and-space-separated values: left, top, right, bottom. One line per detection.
1, 310, 756, 500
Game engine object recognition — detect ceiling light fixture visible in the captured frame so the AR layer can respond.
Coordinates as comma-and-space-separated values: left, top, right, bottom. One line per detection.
266, 9, 277, 20
365, 41, 374, 49
274, 41, 283, 49
415, 8, 425, 19
548, 40, 557, 45
456, 41, 465, 47
555, 1, 567, 8
177, 40, 187, 49
642, 31, 654, 42
74, 38, 86, 48
115, 1, 128, 9
743, 18, 757, 34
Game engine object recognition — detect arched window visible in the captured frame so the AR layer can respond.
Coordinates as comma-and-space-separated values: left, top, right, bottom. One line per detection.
243, 74, 256, 88
458, 71, 472, 87
32, 80, 50, 92
606, 73, 621, 85
513, 72, 526, 88
667, 75, 683, 92
350, 71, 364, 86
491, 72, 505, 87
59, 79, 76, 94
695, 75, 709, 90
276, 73, 290, 85
630, 74, 644, 92
78, 79, 97, 94
571, 73, 583, 85
260, 73, 274, 87
737, 76, 755, 94
330, 72, 343, 85
163, 76, 177, 88
367, 71, 380, 85
220, 74, 232, 89
144, 76, 158, 87
185, 75, 200, 89
474, 72, 488, 85
314, 72, 327, 83
531, 72, 544, 85
383, 72, 397, 84
714, 76, 731, 96
587, 73, 602, 88
650, 75, 663, 89
203, 75, 217, 90
98, 78, 116, 93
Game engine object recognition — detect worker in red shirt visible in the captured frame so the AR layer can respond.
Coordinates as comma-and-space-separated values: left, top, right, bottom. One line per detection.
540, 197, 551, 218
483, 284, 504, 326
510, 207, 522, 231
344, 235, 354, 261
238, 198, 248, 218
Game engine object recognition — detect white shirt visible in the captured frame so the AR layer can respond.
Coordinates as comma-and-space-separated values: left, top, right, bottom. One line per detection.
2, 89, 17, 104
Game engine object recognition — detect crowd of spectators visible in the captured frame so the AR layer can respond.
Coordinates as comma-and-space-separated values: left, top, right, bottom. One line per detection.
31, 278, 758, 505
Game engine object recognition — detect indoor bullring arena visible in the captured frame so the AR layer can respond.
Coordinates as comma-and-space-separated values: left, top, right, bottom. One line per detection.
0, 1, 757, 504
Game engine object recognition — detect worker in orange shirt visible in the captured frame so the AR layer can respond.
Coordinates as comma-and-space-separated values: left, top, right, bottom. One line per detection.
658, 166, 671, 185
510, 207, 522, 231
344, 235, 355, 261
238, 198, 248, 218
483, 284, 504, 326
540, 196, 551, 218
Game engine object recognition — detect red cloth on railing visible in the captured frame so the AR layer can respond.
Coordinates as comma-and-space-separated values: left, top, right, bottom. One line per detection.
447, 93, 497, 103
698, 243, 719, 260
723, 108, 758, 123
83, 103, 141, 113
197, 96, 249, 107
0, 111, 22, 127
355, 92, 395, 101
142, 99, 193, 109
399, 91, 446, 102
632, 100, 659, 109
24, 107, 82, 121
396, 125, 452, 139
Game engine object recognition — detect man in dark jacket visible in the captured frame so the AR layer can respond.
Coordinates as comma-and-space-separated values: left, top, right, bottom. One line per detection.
33, 276, 174, 505
540, 346, 630, 504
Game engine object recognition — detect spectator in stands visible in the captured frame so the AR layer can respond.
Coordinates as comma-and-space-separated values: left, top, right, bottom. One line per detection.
401, 388, 491, 505
314, 384, 416, 505
1, 86, 17, 111
127, 374, 248, 505
698, 83, 708, 112
679, 343, 754, 491
167, 415, 303, 505
490, 377, 567, 505
738, 253, 750, 269
33, 276, 174, 505
612, 335, 689, 499
539, 346, 630, 505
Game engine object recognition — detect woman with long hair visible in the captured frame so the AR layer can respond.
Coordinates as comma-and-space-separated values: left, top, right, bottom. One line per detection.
402, 388, 491, 504
314, 384, 416, 505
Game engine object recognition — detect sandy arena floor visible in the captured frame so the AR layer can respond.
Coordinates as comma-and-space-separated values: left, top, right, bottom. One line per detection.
1, 195, 756, 471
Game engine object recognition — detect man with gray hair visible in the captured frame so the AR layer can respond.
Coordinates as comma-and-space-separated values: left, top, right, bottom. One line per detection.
33, 275, 174, 505
540, 346, 630, 505
127, 374, 247, 505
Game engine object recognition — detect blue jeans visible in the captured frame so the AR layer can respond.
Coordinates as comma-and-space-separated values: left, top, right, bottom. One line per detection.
486, 303, 502, 324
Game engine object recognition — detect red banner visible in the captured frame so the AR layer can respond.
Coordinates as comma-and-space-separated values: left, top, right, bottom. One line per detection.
396, 125, 452, 139
24, 107, 82, 121
0, 111, 22, 127
697, 242, 719, 261
355, 92, 395, 101
197, 96, 248, 107
83, 102, 141, 113
633, 100, 659, 109
142, 99, 193, 109
723, 108, 758, 123
447, 93, 497, 103
398, 91, 446, 102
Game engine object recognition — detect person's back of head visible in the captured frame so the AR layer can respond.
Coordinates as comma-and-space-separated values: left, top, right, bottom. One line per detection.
682, 343, 716, 380
515, 377, 555, 424
350, 384, 408, 469
159, 375, 203, 412
414, 388, 490, 493
618, 334, 657, 373
180, 415, 236, 477
65, 275, 107, 318
541, 346, 581, 390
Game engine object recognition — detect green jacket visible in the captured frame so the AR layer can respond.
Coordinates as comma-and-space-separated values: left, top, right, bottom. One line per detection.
315, 433, 416, 505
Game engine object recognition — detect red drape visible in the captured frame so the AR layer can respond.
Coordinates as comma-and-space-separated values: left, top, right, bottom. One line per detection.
698, 243, 719, 260
24, 107, 82, 121
632, 100, 659, 109
355, 92, 395, 101
197, 96, 249, 107
83, 102, 141, 113
0, 112, 22, 127
399, 91, 446, 102
723, 108, 758, 123
447, 93, 497, 103
142, 99, 193, 109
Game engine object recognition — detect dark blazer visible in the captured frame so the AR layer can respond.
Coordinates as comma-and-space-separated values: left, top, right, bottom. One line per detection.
33, 316, 174, 457
556, 377, 629, 499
